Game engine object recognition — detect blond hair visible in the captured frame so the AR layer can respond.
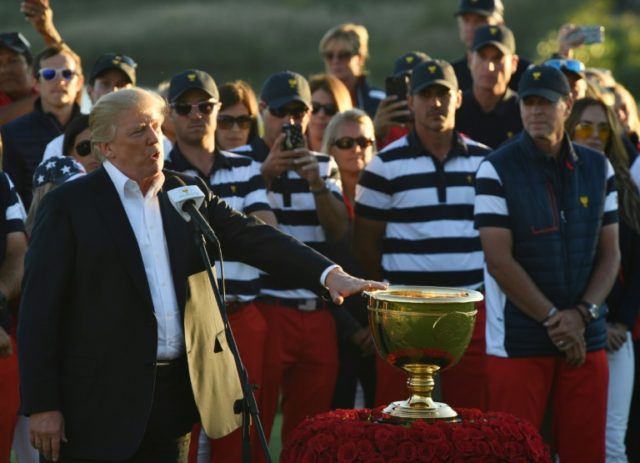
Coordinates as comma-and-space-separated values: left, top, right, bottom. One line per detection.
89, 87, 165, 160
320, 108, 376, 155
319, 23, 369, 59
309, 74, 353, 113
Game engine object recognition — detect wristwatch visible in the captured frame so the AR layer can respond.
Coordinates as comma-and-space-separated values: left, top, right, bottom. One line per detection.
578, 300, 600, 321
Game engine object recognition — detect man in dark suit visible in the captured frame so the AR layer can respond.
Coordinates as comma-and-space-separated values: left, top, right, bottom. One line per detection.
18, 87, 382, 463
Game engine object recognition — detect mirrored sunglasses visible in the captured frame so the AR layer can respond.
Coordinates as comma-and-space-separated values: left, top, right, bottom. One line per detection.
574, 122, 611, 144
39, 68, 77, 81
311, 102, 338, 116
544, 59, 585, 76
322, 50, 354, 62
268, 105, 308, 119
334, 136, 374, 150
217, 114, 254, 130
74, 140, 92, 157
171, 100, 217, 116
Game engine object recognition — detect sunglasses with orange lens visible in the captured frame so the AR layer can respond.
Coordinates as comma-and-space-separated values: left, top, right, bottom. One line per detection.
574, 122, 611, 144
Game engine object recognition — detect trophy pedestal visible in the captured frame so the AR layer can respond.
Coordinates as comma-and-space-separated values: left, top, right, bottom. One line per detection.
383, 398, 458, 422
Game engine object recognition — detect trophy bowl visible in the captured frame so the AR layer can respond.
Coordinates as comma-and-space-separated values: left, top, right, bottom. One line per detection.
364, 285, 483, 421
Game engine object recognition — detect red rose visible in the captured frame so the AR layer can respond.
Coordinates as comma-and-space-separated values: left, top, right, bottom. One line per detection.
473, 440, 491, 457
300, 448, 318, 463
435, 441, 454, 460
337, 441, 357, 463
417, 442, 436, 461
421, 425, 447, 445
357, 439, 374, 458
378, 439, 398, 458
398, 441, 418, 461
503, 441, 525, 460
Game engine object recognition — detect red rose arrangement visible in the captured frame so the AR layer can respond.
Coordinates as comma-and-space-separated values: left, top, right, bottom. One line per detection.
281, 407, 551, 463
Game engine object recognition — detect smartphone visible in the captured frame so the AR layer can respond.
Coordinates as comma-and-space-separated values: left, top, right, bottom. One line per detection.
385, 75, 411, 123
281, 123, 305, 150
572, 25, 605, 45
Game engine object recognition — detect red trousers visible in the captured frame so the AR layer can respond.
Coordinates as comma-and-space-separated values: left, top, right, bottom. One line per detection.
188, 302, 269, 463
255, 301, 338, 444
0, 337, 19, 463
487, 350, 608, 463
375, 300, 488, 410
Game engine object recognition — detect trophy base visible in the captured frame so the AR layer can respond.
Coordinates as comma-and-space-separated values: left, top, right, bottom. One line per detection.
382, 399, 459, 422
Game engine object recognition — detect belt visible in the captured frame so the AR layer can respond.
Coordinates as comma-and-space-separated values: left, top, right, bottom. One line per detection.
152, 356, 187, 377
225, 300, 253, 314
258, 296, 326, 312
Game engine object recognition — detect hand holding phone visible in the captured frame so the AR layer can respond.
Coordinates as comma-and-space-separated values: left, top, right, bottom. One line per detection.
569, 25, 605, 45
281, 123, 306, 151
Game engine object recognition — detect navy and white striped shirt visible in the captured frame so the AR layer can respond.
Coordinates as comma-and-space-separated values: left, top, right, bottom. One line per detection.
166, 145, 271, 301
355, 130, 490, 288
234, 139, 343, 299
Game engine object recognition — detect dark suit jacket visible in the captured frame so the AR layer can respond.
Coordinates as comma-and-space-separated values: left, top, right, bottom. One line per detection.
18, 167, 333, 460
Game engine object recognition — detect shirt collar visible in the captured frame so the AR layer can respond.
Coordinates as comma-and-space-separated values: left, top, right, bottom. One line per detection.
169, 143, 232, 177
104, 160, 165, 199
407, 129, 471, 160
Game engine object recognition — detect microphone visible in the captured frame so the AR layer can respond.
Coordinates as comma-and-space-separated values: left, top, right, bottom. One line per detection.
165, 176, 219, 246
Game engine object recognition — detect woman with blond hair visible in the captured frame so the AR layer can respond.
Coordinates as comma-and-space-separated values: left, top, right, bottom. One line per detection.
319, 23, 384, 118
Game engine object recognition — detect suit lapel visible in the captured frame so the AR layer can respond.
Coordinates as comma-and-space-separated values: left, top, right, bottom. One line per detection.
91, 168, 154, 312
158, 188, 191, 313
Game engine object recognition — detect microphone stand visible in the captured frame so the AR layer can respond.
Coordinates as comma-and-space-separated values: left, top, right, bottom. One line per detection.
192, 229, 272, 463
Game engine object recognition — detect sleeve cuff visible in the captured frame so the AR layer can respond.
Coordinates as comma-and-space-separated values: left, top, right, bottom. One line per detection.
320, 264, 341, 287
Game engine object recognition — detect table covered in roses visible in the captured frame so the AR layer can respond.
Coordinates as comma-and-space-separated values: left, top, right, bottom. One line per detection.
281, 407, 551, 462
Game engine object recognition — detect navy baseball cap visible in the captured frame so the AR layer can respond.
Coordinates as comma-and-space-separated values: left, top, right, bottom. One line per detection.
33, 157, 85, 187
518, 65, 571, 103
472, 24, 515, 55
0, 32, 33, 64
90, 53, 137, 85
455, 0, 504, 18
260, 71, 311, 109
168, 69, 219, 103
410, 59, 458, 94
392, 51, 431, 77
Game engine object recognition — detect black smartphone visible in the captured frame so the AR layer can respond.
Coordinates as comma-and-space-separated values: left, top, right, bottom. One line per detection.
385, 75, 410, 123
281, 123, 305, 150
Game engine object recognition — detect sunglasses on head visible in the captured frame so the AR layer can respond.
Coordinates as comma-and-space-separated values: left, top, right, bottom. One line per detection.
171, 100, 217, 116
323, 50, 354, 62
74, 140, 92, 157
544, 59, 585, 76
268, 104, 308, 119
312, 102, 338, 116
217, 114, 254, 130
574, 121, 611, 144
38, 68, 77, 81
334, 136, 374, 150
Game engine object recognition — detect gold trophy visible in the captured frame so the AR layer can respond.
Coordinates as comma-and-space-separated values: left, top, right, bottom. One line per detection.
364, 285, 483, 421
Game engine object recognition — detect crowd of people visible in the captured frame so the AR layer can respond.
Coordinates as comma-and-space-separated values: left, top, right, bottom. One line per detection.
1, 0, 639, 462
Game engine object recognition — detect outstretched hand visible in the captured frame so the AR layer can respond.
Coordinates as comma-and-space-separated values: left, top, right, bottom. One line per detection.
324, 267, 387, 305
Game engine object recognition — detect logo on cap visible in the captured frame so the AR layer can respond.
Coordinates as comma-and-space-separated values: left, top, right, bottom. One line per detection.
471, 0, 479, 3
533, 71, 541, 80
406, 56, 414, 64
112, 58, 121, 65
288, 79, 297, 89
187, 73, 196, 82
580, 196, 589, 208
428, 65, 437, 74
490, 27, 498, 35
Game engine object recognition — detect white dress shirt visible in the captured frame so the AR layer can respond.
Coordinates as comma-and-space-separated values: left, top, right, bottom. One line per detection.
104, 162, 184, 360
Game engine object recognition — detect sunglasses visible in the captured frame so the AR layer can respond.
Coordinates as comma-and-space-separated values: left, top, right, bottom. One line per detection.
544, 59, 585, 76
574, 122, 611, 144
334, 136, 374, 150
312, 102, 338, 116
217, 114, 254, 130
268, 105, 308, 119
38, 68, 77, 81
171, 100, 217, 116
74, 140, 92, 157
322, 50, 354, 62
